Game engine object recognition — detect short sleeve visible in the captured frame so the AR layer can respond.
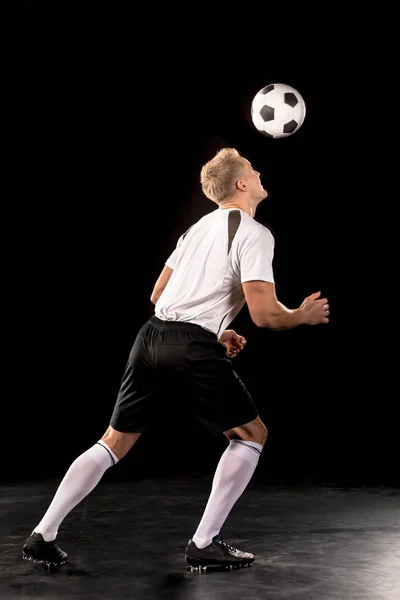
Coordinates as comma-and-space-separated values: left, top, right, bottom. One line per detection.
165, 233, 185, 270
239, 228, 275, 284
164, 223, 195, 270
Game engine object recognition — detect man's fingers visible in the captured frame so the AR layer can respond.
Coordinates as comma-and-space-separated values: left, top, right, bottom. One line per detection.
309, 291, 321, 300
314, 297, 328, 306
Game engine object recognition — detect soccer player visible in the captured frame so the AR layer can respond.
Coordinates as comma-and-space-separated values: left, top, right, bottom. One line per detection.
22, 148, 329, 570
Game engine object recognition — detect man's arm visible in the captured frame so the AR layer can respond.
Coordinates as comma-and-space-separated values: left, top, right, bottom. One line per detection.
218, 330, 236, 343
242, 281, 329, 329
150, 265, 174, 304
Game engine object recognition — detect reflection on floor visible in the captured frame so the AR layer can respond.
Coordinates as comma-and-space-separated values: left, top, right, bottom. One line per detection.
1, 475, 399, 599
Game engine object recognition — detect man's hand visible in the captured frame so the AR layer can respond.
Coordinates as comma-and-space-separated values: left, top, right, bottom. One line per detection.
299, 291, 330, 325
219, 329, 247, 358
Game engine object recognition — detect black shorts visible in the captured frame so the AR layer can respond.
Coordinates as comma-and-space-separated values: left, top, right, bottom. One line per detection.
109, 316, 258, 435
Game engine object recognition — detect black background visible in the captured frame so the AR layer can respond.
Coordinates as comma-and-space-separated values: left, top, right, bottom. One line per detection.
5, 7, 397, 486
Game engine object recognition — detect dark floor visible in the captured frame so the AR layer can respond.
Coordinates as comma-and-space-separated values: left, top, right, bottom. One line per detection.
1, 475, 399, 600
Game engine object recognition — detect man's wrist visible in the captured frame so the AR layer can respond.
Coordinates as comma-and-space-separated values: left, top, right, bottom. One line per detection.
219, 329, 233, 343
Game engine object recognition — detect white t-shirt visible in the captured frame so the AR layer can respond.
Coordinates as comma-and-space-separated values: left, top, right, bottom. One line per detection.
154, 207, 275, 336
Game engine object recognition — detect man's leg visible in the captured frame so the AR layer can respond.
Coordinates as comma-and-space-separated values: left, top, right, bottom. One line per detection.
22, 427, 141, 566
185, 416, 267, 569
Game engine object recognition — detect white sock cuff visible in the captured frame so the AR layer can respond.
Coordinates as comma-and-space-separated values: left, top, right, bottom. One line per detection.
97, 440, 119, 465
228, 439, 263, 463
84, 440, 119, 468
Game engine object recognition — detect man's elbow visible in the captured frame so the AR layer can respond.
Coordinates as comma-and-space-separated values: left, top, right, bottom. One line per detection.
250, 312, 270, 328
249, 309, 280, 329
150, 289, 163, 304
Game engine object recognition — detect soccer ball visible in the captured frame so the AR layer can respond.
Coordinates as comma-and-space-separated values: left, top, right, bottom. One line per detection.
251, 83, 306, 139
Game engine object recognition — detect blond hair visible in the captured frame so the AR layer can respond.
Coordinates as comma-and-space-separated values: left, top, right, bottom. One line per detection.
200, 148, 245, 204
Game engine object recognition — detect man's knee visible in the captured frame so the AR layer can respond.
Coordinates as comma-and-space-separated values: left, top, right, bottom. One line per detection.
255, 421, 268, 446
101, 426, 141, 460
223, 417, 268, 446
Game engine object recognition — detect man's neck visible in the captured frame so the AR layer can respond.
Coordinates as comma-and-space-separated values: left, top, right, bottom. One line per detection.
219, 202, 254, 218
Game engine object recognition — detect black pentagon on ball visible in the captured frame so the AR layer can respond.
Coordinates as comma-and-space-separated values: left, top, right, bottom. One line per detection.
260, 84, 274, 94
259, 105, 274, 122
283, 120, 298, 133
284, 92, 298, 107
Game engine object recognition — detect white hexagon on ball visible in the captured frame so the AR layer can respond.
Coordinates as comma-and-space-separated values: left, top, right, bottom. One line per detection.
250, 83, 306, 139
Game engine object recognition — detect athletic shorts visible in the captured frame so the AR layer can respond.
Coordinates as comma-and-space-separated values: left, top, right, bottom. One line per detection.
109, 316, 258, 435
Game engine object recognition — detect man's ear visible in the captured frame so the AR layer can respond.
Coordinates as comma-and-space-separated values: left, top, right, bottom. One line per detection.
236, 179, 247, 191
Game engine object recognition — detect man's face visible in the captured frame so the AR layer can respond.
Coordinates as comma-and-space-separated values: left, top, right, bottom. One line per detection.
243, 159, 268, 200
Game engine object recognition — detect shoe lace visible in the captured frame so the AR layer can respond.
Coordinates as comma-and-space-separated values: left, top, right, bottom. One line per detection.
213, 535, 236, 553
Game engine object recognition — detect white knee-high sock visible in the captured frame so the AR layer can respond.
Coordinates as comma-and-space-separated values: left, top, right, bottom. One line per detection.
192, 439, 263, 549
34, 440, 119, 542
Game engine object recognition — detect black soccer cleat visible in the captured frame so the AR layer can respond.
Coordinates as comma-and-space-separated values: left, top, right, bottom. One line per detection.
22, 532, 67, 567
185, 535, 255, 571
